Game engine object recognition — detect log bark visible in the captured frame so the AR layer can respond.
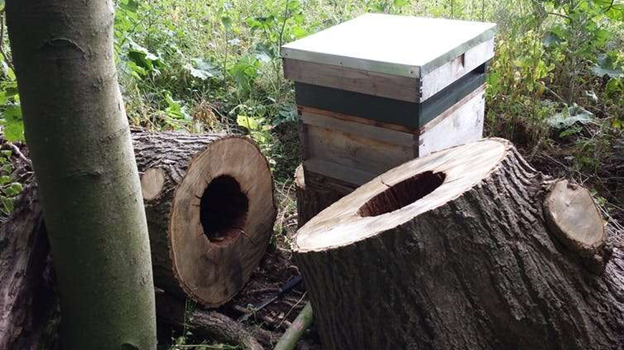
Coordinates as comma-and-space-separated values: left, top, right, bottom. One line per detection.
133, 132, 277, 307
0, 185, 59, 350
293, 138, 624, 350
7, 0, 157, 348
294, 165, 354, 227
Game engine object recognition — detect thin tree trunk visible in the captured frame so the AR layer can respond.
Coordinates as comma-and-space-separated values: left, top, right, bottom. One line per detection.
294, 139, 624, 350
6, 1, 157, 349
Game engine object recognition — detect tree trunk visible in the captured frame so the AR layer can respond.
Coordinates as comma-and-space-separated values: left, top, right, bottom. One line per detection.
6, 1, 157, 348
294, 165, 354, 227
293, 138, 624, 350
133, 132, 277, 307
0, 185, 59, 350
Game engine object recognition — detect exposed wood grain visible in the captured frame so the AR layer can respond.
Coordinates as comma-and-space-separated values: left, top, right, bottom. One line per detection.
419, 87, 485, 157
420, 39, 494, 100
300, 112, 416, 146
284, 39, 492, 105
544, 179, 608, 273
298, 106, 419, 134
284, 58, 419, 102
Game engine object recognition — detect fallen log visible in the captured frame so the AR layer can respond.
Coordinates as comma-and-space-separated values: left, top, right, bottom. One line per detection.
133, 132, 277, 307
0, 185, 59, 350
0, 132, 277, 347
293, 138, 624, 350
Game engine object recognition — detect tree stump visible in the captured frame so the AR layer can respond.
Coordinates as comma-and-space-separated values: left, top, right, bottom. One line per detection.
293, 138, 623, 350
294, 165, 355, 227
133, 132, 277, 307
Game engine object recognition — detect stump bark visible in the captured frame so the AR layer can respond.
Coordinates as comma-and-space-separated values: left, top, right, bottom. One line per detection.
133, 132, 277, 307
293, 138, 623, 350
294, 165, 354, 227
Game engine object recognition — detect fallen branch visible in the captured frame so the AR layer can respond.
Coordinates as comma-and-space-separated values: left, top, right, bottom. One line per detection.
156, 290, 265, 350
273, 302, 313, 350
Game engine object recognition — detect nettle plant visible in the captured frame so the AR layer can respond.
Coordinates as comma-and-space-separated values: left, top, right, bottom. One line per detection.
537, 0, 624, 101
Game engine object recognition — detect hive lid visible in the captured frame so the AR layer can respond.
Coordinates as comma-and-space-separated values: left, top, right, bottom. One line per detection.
281, 13, 496, 78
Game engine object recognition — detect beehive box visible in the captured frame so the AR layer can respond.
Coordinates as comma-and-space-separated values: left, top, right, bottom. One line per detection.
283, 13, 497, 186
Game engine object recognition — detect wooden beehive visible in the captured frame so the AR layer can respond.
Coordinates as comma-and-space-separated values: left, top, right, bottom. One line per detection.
283, 14, 497, 223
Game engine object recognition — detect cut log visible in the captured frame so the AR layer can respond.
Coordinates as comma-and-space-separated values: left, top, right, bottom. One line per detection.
293, 138, 624, 350
294, 165, 354, 227
133, 132, 277, 307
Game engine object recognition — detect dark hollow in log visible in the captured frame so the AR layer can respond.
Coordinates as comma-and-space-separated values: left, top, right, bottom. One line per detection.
293, 138, 624, 350
133, 132, 277, 307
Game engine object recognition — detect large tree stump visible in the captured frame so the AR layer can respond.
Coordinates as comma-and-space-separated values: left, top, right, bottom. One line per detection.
293, 138, 623, 350
133, 132, 277, 307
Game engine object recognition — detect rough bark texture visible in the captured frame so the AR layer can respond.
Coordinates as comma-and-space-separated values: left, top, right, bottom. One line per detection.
294, 141, 624, 350
0, 185, 59, 350
6, 1, 157, 349
294, 165, 354, 227
133, 132, 223, 297
133, 132, 277, 307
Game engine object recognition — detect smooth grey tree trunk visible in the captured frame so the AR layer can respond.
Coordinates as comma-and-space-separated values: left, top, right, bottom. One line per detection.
5, 1, 157, 349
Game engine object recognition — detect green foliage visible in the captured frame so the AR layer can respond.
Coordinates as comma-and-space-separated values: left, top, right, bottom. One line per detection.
0, 150, 22, 217
0, 18, 23, 143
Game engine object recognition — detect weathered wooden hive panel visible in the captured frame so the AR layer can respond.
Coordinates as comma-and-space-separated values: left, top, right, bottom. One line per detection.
283, 13, 496, 186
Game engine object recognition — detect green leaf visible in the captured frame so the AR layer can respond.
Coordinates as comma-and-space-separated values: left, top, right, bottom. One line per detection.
186, 59, 220, 80
1, 196, 14, 214
221, 16, 232, 30
164, 93, 189, 120
606, 78, 624, 97
1, 105, 25, 142
119, 0, 139, 13
237, 115, 264, 130
547, 104, 594, 129
0, 176, 12, 185
4, 182, 23, 196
